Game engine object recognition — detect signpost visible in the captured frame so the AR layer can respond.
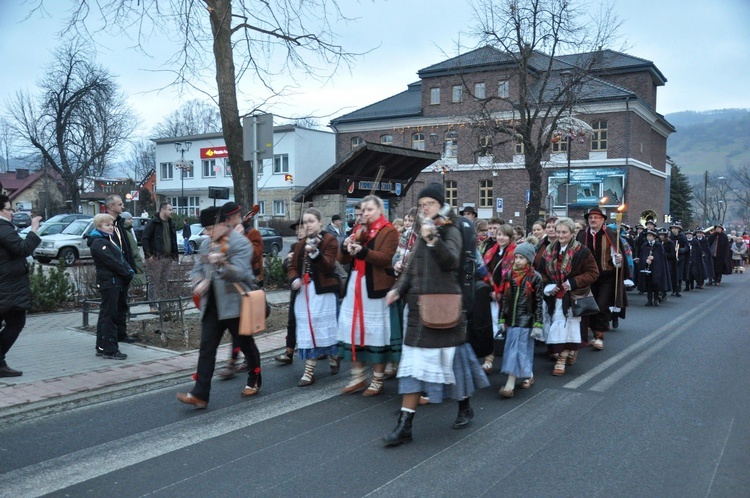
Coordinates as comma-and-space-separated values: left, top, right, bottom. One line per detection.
242, 113, 274, 228
496, 197, 504, 213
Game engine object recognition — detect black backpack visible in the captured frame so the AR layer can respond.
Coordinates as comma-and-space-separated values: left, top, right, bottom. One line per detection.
453, 215, 477, 313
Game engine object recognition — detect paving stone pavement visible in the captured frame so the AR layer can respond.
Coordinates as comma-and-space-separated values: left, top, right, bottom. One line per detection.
0, 291, 290, 415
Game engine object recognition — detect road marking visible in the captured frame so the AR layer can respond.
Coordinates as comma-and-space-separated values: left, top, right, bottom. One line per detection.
563, 291, 724, 391
0, 383, 343, 497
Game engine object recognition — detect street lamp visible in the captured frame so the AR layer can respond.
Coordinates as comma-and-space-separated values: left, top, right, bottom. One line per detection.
429, 132, 453, 192
174, 141, 192, 216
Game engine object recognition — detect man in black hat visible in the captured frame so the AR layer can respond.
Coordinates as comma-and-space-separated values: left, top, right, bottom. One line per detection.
459, 206, 478, 223
576, 208, 630, 350
637, 228, 670, 306
176, 205, 261, 409
658, 227, 676, 300
707, 224, 732, 285
669, 222, 689, 295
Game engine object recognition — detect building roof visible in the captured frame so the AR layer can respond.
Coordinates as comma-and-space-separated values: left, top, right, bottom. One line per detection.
0, 169, 61, 201
556, 49, 667, 84
330, 82, 423, 126
292, 142, 440, 202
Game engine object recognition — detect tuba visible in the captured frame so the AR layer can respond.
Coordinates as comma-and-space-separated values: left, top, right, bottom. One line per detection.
639, 209, 658, 227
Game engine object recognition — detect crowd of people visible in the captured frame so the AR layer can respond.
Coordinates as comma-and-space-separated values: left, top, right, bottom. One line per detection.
2, 188, 744, 447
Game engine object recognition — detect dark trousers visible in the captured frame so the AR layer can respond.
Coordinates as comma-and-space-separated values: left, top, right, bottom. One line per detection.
585, 272, 617, 333
285, 289, 297, 350
191, 307, 261, 402
97, 285, 128, 353
0, 309, 26, 367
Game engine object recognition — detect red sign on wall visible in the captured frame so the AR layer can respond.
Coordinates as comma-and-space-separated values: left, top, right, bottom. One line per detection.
200, 146, 228, 159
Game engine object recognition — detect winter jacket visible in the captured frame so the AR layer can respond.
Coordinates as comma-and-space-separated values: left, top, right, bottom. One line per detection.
141, 216, 178, 260
397, 220, 466, 349
499, 269, 544, 328
344, 224, 398, 299
87, 230, 134, 289
636, 240, 671, 292
288, 232, 340, 295
0, 218, 41, 313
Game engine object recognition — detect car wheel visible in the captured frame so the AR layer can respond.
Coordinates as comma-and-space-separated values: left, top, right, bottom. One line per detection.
270, 244, 280, 257
190, 241, 197, 252
35, 256, 52, 264
59, 248, 77, 266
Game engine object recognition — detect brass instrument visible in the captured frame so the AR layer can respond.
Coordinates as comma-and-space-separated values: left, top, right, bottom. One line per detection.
639, 209, 658, 227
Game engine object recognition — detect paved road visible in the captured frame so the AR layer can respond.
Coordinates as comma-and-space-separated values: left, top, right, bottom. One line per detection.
1, 275, 749, 497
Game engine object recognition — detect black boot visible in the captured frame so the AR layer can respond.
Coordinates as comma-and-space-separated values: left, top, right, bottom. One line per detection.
453, 398, 474, 429
383, 410, 414, 446
646, 292, 653, 306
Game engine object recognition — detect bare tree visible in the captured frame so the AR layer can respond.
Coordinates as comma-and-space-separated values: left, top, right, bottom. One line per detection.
463, 0, 621, 228
153, 99, 223, 138
5, 41, 137, 209
694, 172, 731, 226
39, 0, 363, 209
0, 117, 14, 172
126, 138, 157, 181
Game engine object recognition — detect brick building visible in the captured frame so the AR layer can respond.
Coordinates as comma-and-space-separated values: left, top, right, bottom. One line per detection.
329, 46, 675, 227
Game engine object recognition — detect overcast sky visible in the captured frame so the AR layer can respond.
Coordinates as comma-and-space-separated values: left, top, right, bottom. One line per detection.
1, 0, 749, 144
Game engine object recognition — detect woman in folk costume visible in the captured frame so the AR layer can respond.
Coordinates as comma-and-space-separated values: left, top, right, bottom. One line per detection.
337, 195, 399, 396
539, 217, 599, 376
575, 208, 630, 351
288, 208, 341, 387
482, 223, 516, 373
637, 229, 671, 306
383, 184, 489, 446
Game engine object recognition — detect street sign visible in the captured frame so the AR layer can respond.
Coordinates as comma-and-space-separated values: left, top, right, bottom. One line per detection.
242, 113, 274, 161
496, 197, 504, 213
130, 190, 139, 201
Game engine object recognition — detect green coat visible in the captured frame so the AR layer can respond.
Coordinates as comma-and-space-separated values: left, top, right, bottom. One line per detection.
124, 226, 146, 286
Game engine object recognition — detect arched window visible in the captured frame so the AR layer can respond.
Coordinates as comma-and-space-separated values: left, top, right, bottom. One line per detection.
591, 120, 608, 151
412, 133, 425, 151
380, 134, 393, 145
350, 136, 364, 150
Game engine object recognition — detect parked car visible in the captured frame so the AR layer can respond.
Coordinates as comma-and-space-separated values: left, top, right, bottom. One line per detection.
12, 212, 32, 229
42, 213, 92, 225
188, 224, 282, 256
34, 219, 94, 266
19, 222, 68, 239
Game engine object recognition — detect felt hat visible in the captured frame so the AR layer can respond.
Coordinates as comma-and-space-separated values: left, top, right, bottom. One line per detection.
200, 206, 221, 227
685, 229, 694, 235
645, 228, 658, 237
417, 183, 445, 206
584, 207, 606, 220
459, 206, 477, 216
220, 202, 242, 220
670, 221, 683, 230
657, 227, 669, 236
645, 217, 656, 226
695, 227, 705, 234
514, 242, 537, 264
635, 223, 644, 229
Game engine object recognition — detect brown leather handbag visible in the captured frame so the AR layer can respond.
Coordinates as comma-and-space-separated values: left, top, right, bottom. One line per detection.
233, 283, 267, 336
418, 293, 462, 329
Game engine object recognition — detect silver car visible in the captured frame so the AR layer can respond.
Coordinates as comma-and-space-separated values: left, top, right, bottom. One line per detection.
34, 219, 95, 266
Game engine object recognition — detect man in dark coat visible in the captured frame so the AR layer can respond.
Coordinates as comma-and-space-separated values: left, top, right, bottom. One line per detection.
708, 225, 732, 285
669, 222, 689, 295
142, 202, 178, 310
576, 208, 630, 351
695, 228, 715, 287
637, 229, 670, 306
0, 194, 42, 377
685, 230, 707, 290
659, 228, 676, 300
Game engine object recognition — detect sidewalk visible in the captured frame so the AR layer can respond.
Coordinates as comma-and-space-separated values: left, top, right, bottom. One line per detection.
0, 290, 290, 417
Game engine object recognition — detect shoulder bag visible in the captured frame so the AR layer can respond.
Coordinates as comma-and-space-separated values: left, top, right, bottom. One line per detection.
570, 288, 599, 317
233, 283, 267, 336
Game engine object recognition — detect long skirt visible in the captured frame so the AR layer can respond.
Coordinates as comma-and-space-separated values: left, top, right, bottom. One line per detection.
294, 285, 338, 360
337, 270, 392, 363
501, 326, 534, 378
397, 343, 490, 403
546, 298, 582, 353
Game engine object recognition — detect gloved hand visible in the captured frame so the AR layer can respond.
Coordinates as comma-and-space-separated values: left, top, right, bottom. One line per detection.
530, 327, 544, 340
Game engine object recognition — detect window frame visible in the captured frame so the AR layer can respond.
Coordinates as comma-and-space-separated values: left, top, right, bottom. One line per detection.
514, 136, 525, 155
380, 134, 393, 145
452, 85, 463, 103
479, 179, 493, 208
444, 180, 458, 208
430, 87, 440, 105
160, 162, 173, 180
475, 82, 486, 99
551, 136, 569, 153
202, 159, 217, 178
411, 133, 425, 151
351, 136, 364, 150
498, 80, 509, 98
273, 154, 290, 174
591, 120, 608, 151
445, 131, 458, 158
272, 199, 286, 216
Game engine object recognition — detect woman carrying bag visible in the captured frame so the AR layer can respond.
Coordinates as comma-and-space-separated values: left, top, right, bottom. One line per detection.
288, 208, 341, 387
538, 217, 599, 376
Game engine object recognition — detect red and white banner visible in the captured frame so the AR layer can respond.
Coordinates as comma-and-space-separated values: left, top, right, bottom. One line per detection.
200, 146, 228, 159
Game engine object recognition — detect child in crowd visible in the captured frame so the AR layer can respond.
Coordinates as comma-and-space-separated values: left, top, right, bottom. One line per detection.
496, 242, 543, 398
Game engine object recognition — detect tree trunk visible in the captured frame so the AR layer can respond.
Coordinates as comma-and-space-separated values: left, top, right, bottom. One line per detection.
207, 0, 252, 208
525, 153, 544, 231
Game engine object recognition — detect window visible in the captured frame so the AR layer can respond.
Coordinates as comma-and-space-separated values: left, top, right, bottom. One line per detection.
258, 201, 266, 215
452, 85, 463, 103
479, 180, 493, 208
430, 87, 440, 105
169, 196, 199, 216
475, 82, 486, 99
202, 159, 217, 178
591, 120, 608, 151
273, 199, 285, 216
445, 180, 458, 208
551, 136, 568, 153
514, 136, 525, 155
479, 135, 493, 149
412, 133, 425, 151
445, 131, 458, 158
160, 162, 173, 180
273, 154, 289, 173
224, 159, 232, 177
351, 136, 364, 150
498, 80, 509, 98
380, 134, 393, 145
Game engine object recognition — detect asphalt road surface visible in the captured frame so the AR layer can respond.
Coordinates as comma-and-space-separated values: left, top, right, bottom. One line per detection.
1, 276, 749, 497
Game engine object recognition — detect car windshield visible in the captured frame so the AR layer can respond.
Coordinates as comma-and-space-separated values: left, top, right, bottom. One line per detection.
191, 224, 203, 235
62, 220, 90, 236
44, 214, 67, 224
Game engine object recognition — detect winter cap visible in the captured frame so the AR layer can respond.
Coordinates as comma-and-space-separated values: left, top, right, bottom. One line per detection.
120, 211, 133, 220
514, 242, 537, 264
200, 206, 221, 227
417, 183, 445, 206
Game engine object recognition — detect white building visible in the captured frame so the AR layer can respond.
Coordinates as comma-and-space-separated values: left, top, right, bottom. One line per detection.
152, 125, 335, 220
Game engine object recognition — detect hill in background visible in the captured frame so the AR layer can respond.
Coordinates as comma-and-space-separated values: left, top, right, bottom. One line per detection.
666, 108, 750, 180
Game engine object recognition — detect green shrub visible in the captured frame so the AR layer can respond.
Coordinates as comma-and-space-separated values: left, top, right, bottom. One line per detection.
29, 262, 76, 312
263, 255, 288, 289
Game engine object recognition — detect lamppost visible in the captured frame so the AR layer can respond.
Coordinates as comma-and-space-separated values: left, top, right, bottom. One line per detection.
429, 132, 454, 192
174, 141, 192, 216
